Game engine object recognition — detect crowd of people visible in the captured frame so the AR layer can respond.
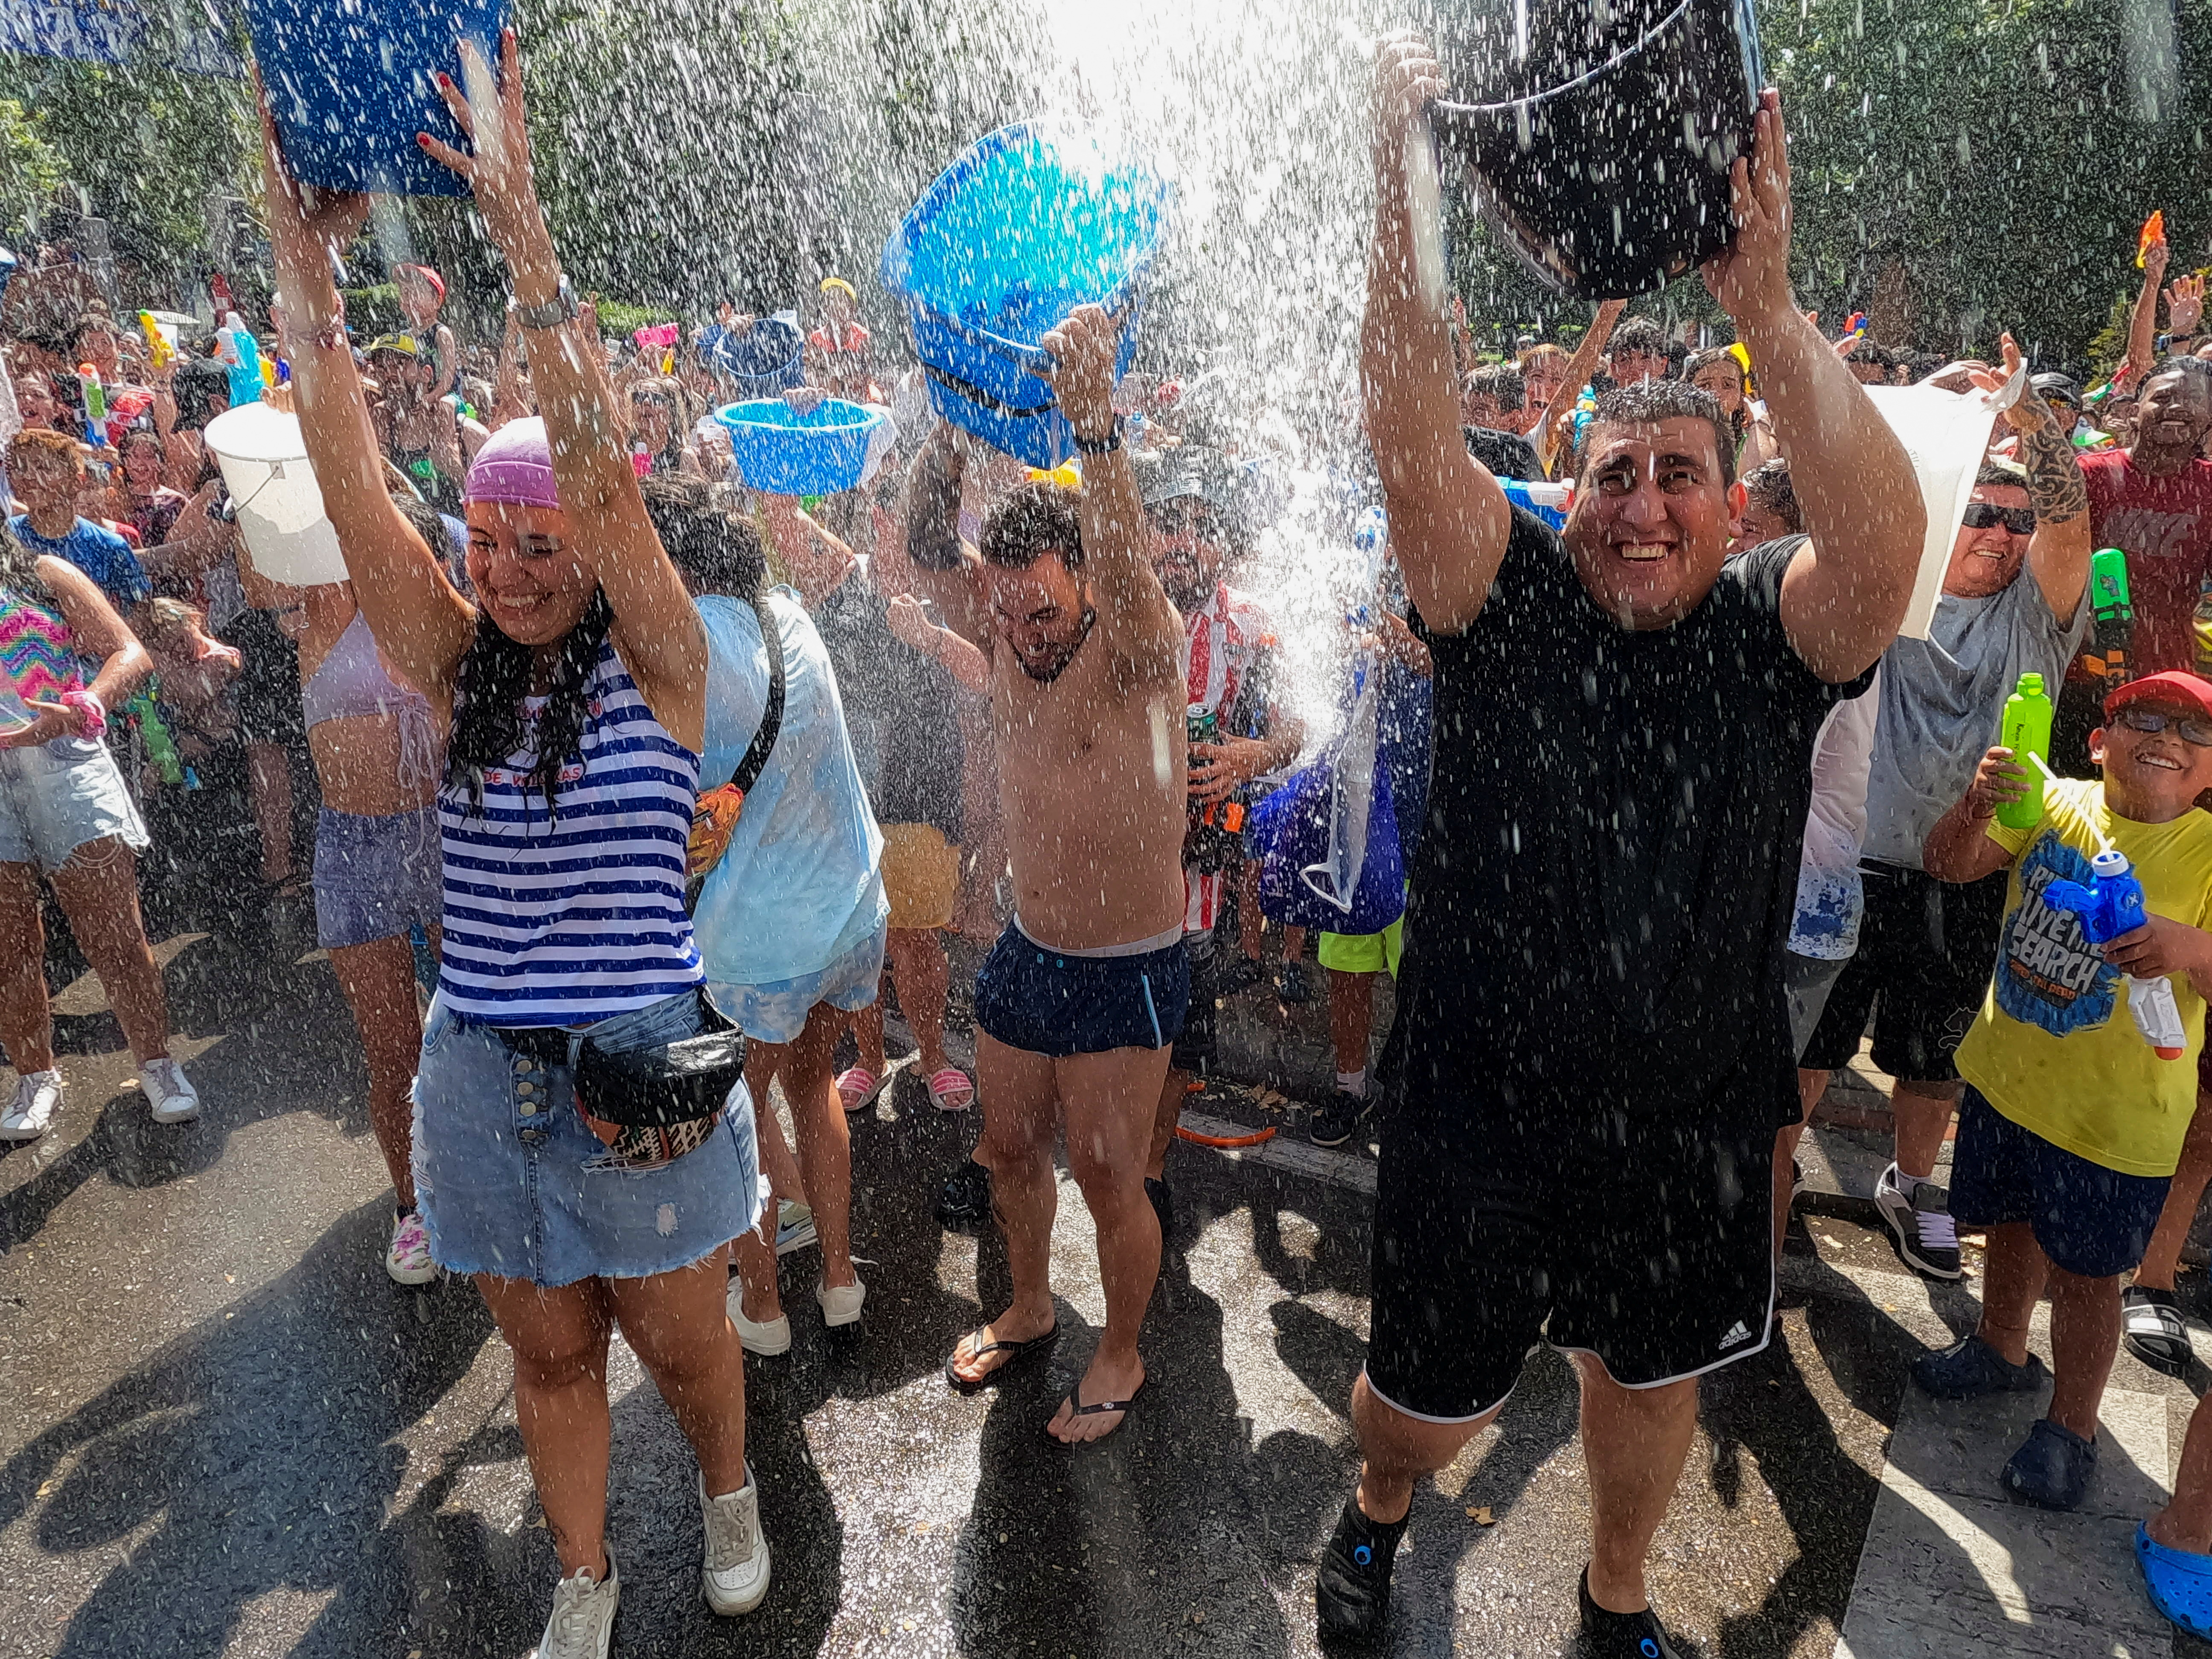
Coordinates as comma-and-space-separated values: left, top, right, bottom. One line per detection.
9, 24, 2212, 1658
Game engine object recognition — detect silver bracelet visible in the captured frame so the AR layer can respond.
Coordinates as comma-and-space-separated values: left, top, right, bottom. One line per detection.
510, 275, 577, 332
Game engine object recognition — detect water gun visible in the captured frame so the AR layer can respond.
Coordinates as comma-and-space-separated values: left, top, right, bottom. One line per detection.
2080, 547, 2133, 682
1841, 311, 1869, 342
124, 687, 185, 787
76, 364, 109, 448
216, 311, 264, 408
2041, 849, 2188, 1059
137, 310, 175, 371
1503, 477, 1572, 530
2139, 210, 2167, 268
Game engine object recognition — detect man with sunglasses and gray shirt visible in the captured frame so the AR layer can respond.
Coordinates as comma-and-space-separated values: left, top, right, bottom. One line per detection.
1800, 368, 2093, 1282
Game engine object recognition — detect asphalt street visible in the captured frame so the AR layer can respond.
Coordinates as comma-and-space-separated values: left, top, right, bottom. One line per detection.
0, 909, 2191, 1658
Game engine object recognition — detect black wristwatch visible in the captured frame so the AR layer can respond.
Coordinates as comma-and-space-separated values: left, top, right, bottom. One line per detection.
510, 275, 578, 331
1072, 416, 1123, 456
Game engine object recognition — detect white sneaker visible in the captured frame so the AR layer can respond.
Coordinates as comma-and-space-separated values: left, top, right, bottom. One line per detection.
1874, 1161, 1962, 1280
533, 1550, 618, 1659
700, 1468, 771, 1615
818, 1274, 866, 1328
386, 1210, 437, 1286
0, 1070, 62, 1142
774, 1200, 818, 1257
726, 1281, 791, 1356
139, 1057, 200, 1125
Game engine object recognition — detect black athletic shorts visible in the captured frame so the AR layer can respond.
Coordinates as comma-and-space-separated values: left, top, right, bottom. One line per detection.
1170, 931, 1218, 1075
1798, 862, 2008, 1083
218, 607, 306, 748
1364, 1091, 1775, 1422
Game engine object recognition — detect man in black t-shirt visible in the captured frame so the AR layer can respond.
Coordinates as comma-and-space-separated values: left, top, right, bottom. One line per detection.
1316, 40, 1928, 1657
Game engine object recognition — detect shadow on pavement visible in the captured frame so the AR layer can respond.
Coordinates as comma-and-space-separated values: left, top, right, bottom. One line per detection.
0, 1198, 502, 1656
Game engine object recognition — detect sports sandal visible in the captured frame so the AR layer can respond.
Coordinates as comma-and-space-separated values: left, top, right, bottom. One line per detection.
944, 1321, 1058, 1394
2139, 1520, 2212, 1637
835, 1067, 885, 1114
1051, 1377, 1145, 1441
2124, 1286, 2195, 1377
926, 1067, 975, 1112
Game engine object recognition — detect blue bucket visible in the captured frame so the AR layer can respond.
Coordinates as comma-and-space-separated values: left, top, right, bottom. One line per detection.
249, 0, 507, 198
881, 123, 1166, 469
700, 314, 805, 400
716, 398, 891, 497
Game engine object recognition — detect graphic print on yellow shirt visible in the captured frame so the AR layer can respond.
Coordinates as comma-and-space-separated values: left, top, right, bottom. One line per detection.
1956, 777, 2212, 1178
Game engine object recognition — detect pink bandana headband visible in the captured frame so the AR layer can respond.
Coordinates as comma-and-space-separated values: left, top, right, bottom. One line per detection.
463, 416, 560, 510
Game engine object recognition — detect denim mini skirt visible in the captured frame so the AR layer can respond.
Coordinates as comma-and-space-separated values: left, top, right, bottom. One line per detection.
411, 987, 764, 1287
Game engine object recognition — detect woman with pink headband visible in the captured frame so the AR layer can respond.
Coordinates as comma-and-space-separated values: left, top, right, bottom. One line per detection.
261, 32, 770, 1656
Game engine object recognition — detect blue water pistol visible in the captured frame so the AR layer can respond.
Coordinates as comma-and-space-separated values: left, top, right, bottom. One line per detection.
2041, 850, 2188, 1059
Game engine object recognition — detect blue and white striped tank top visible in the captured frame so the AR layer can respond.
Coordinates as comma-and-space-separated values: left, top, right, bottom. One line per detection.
437, 640, 703, 1027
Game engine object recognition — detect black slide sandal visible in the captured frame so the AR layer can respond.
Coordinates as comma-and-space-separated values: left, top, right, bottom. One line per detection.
1051, 1377, 1146, 1441
2124, 1286, 2193, 1377
944, 1322, 1059, 1394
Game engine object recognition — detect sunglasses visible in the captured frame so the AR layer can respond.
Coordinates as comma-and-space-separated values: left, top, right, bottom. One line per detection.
1960, 502, 2036, 536
2117, 704, 2212, 748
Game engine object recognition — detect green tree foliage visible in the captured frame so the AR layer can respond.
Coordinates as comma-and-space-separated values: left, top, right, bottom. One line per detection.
1765, 0, 2212, 365
1, 57, 253, 282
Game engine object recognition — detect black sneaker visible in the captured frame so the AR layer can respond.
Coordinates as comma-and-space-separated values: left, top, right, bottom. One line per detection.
1215, 955, 1263, 995
936, 1158, 992, 1232
1309, 1090, 1371, 1148
1146, 1176, 1173, 1239
1316, 1496, 1407, 1642
1578, 1566, 1685, 1658
1874, 1161, 1962, 1280
1275, 960, 1312, 1004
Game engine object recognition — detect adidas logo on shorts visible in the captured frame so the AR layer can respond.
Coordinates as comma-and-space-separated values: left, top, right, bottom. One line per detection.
1718, 1320, 1756, 1350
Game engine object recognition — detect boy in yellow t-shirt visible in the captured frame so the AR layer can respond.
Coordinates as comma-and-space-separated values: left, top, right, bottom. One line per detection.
1917, 670, 2212, 1511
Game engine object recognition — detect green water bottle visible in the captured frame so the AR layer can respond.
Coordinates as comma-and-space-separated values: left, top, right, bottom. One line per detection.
1997, 672, 2054, 830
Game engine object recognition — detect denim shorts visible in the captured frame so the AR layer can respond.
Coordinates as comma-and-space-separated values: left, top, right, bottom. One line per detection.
0, 735, 148, 872
709, 918, 886, 1045
1950, 1086, 2172, 1279
411, 988, 765, 1287
312, 803, 442, 951
973, 920, 1189, 1058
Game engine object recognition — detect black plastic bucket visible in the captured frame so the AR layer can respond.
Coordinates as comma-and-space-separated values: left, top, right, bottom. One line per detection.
1432, 0, 1766, 299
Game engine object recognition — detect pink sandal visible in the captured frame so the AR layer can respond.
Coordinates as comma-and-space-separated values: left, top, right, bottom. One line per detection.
927, 1067, 975, 1112
835, 1067, 884, 1114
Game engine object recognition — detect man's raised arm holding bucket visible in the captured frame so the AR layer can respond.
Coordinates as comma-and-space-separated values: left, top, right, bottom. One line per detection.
1363, 34, 1922, 671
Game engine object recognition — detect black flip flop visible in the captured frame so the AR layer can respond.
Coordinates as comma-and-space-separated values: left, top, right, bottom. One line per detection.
944, 1322, 1058, 1394
1050, 1376, 1146, 1442
2125, 1286, 2194, 1377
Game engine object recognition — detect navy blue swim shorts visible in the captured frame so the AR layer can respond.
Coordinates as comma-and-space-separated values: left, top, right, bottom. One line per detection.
973, 921, 1189, 1058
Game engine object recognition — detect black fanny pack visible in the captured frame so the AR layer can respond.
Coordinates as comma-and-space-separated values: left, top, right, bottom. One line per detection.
573, 988, 747, 1129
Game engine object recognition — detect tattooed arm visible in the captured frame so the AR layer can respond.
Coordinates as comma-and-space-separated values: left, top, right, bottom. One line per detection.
1997, 333, 2092, 624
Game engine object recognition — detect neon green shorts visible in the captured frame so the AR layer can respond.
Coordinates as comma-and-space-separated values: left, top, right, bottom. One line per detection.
1317, 914, 1403, 978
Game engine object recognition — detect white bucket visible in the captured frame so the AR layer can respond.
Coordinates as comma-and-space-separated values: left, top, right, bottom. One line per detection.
202, 402, 349, 588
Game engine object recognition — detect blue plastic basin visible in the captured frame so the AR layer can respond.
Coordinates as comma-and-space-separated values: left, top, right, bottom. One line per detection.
881, 123, 1166, 469
700, 313, 805, 399
249, 0, 507, 198
715, 398, 888, 497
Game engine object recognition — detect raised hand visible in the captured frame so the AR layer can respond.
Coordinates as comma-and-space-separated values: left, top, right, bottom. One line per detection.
253, 69, 370, 300
1037, 303, 1125, 440
1372, 32, 1445, 190
1700, 91, 1795, 327
2168, 272, 2205, 338
419, 29, 550, 266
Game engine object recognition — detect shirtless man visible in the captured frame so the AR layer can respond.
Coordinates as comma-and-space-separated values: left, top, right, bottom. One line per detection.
904, 305, 1187, 1443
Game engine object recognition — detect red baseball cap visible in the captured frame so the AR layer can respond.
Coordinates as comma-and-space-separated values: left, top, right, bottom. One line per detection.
396, 263, 445, 301
2104, 670, 2212, 724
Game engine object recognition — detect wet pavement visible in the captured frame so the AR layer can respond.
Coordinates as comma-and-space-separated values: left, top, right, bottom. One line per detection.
0, 914, 2201, 1657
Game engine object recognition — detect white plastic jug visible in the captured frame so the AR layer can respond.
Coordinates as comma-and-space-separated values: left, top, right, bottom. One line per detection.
202, 402, 349, 588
